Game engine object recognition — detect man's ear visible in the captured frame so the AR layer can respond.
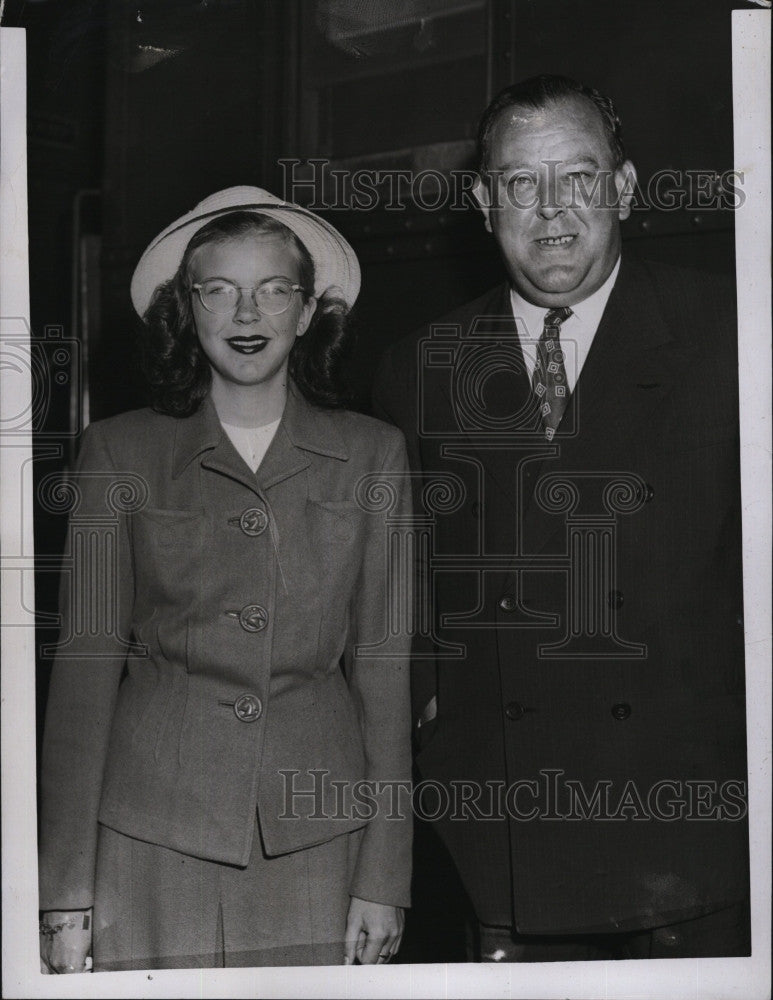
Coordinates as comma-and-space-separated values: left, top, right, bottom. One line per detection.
614, 160, 638, 221
472, 174, 494, 233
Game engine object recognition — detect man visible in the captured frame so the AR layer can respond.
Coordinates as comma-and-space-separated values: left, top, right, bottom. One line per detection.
373, 75, 749, 961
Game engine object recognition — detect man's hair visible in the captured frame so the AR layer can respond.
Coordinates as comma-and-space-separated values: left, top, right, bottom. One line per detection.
139, 212, 354, 416
477, 74, 626, 172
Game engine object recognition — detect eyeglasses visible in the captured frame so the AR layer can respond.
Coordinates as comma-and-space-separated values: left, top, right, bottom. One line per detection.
192, 277, 306, 316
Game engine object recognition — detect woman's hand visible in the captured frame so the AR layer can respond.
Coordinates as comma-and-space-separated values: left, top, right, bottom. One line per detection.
344, 897, 404, 965
39, 909, 92, 973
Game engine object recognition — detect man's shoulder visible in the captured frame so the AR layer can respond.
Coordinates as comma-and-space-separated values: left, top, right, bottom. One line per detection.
385, 283, 511, 364
424, 282, 513, 329
624, 257, 735, 321
616, 256, 737, 361
638, 255, 731, 288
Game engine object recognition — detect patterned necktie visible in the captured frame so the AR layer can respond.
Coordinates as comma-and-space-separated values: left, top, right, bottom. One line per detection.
532, 306, 573, 440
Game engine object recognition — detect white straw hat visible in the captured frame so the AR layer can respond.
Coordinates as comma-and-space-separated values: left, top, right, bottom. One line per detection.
130, 185, 361, 317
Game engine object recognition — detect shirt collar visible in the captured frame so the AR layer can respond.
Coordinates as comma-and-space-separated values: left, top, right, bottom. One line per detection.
509, 256, 621, 337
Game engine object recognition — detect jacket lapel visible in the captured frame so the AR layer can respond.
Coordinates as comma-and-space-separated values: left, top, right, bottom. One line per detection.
171, 394, 255, 484
559, 256, 677, 448
426, 284, 557, 562
257, 384, 348, 492
519, 256, 689, 557
171, 384, 348, 497
433, 283, 541, 470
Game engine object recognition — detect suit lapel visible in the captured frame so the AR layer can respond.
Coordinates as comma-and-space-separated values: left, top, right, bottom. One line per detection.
519, 256, 689, 556
432, 282, 541, 477
425, 284, 558, 562
561, 256, 676, 446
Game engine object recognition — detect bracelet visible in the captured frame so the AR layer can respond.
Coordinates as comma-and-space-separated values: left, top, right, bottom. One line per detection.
39, 912, 90, 936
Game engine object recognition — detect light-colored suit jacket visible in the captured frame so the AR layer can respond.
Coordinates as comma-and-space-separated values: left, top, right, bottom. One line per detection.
39, 384, 412, 911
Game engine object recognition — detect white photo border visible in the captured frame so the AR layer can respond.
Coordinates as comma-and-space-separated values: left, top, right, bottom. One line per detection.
1, 9, 770, 998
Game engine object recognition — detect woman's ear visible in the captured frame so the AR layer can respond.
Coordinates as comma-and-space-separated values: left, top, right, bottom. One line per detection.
296, 296, 317, 337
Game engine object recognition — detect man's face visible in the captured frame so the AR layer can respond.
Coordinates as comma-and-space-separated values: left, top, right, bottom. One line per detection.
474, 95, 636, 306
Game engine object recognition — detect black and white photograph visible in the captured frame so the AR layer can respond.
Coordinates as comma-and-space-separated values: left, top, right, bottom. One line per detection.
1, 1, 770, 997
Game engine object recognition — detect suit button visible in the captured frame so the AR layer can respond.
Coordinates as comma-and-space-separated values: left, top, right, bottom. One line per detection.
505, 701, 525, 721
239, 507, 268, 536
611, 702, 631, 720
471, 501, 481, 518
499, 595, 517, 612
233, 693, 262, 722
607, 590, 624, 609
227, 604, 268, 631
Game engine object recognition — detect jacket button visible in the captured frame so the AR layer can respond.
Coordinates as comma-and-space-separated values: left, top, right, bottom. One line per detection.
471, 501, 481, 518
239, 507, 268, 536
233, 693, 262, 722
611, 702, 632, 720
235, 604, 268, 632
505, 701, 526, 721
607, 590, 624, 609
499, 595, 517, 612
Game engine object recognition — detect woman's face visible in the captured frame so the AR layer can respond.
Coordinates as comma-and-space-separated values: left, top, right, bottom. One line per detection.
188, 233, 316, 394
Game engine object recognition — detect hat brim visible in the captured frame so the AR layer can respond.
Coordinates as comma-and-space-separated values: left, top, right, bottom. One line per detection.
130, 187, 361, 317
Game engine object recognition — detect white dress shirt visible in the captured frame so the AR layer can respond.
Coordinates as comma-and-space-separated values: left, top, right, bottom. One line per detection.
509, 257, 621, 392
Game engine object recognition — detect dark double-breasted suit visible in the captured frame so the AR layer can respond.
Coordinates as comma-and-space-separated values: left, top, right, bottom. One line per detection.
373, 256, 748, 935
39, 385, 412, 923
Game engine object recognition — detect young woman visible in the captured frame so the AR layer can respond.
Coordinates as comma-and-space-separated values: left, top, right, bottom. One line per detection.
38, 187, 412, 971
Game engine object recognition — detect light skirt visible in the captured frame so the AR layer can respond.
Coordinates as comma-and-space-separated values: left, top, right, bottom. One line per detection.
93, 821, 362, 970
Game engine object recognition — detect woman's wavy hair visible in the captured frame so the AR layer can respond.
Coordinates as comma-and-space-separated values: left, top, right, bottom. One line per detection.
140, 211, 354, 416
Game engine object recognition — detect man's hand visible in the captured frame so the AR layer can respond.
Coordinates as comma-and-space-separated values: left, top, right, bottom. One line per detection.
344, 897, 404, 965
39, 909, 92, 974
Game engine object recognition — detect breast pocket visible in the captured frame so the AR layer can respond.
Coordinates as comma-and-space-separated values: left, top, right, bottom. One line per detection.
304, 500, 365, 665
305, 499, 364, 569
131, 508, 206, 607
307, 499, 362, 535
